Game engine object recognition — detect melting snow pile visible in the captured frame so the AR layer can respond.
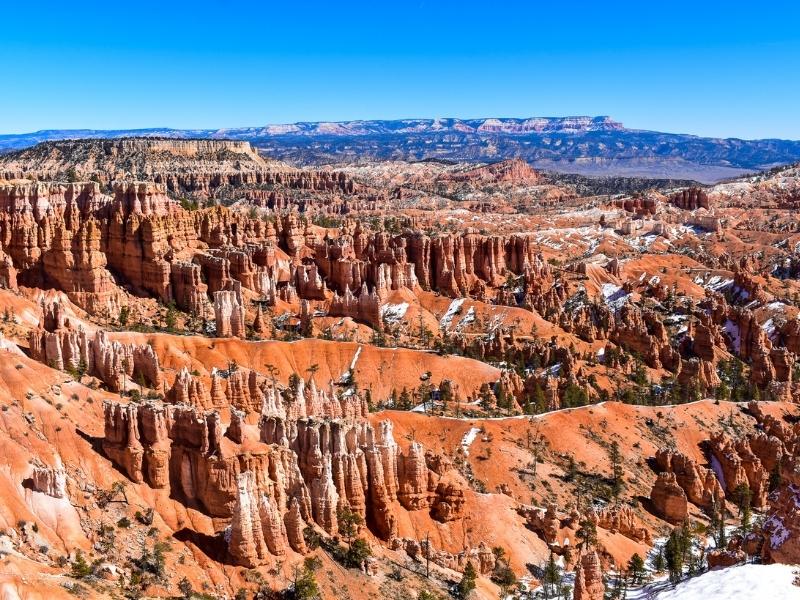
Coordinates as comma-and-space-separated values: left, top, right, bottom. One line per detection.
460, 427, 481, 456
764, 514, 791, 549
653, 564, 799, 600
697, 275, 733, 292
380, 302, 409, 324
339, 346, 362, 385
601, 283, 629, 310
723, 320, 741, 353
455, 306, 476, 330
440, 298, 465, 329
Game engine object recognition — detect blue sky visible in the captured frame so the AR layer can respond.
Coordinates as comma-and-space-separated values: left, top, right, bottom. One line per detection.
2, 0, 799, 139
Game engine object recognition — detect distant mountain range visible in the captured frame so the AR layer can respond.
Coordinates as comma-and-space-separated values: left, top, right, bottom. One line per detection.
3, 116, 800, 182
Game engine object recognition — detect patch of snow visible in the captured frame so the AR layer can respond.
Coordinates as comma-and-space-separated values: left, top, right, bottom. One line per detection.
762, 318, 777, 339
653, 564, 800, 600
601, 283, 629, 309
455, 306, 476, 330
703, 276, 734, 292
380, 302, 409, 324
0, 337, 24, 355
543, 363, 562, 376
764, 514, 791, 549
338, 346, 362, 385
664, 314, 688, 325
349, 346, 362, 371
460, 427, 481, 456
723, 320, 741, 353
440, 298, 465, 329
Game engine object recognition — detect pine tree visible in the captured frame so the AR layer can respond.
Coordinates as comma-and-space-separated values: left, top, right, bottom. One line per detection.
531, 381, 547, 413
609, 441, 624, 497
576, 518, 597, 550
709, 499, 727, 548
664, 529, 684, 583
627, 553, 645, 584
740, 500, 752, 534
456, 561, 477, 599
735, 483, 752, 534
292, 562, 320, 599
652, 545, 666, 573
542, 552, 562, 599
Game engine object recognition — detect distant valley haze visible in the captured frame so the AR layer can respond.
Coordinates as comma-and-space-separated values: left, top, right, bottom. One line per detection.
3, 116, 800, 183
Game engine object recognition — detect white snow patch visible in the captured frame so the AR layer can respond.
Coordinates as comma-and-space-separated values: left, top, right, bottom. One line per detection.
440, 298, 465, 329
339, 346, 362, 385
349, 346, 362, 372
460, 427, 481, 456
762, 318, 777, 339
541, 363, 562, 377
723, 320, 741, 353
765, 514, 791, 549
703, 276, 734, 292
664, 314, 688, 325
380, 302, 409, 324
601, 283, 629, 309
653, 563, 800, 600
455, 306, 476, 330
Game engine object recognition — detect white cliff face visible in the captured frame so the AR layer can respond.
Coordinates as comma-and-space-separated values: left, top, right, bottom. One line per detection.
228, 471, 271, 568
213, 281, 246, 338
310, 458, 339, 536
31, 459, 67, 499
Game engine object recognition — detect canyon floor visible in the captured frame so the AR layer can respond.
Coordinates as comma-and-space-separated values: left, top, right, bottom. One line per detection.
0, 139, 798, 599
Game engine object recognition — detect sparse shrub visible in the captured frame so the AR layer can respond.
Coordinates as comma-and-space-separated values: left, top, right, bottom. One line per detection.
70, 551, 92, 579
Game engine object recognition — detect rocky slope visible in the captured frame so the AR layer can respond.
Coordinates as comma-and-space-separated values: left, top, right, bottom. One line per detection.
0, 140, 799, 599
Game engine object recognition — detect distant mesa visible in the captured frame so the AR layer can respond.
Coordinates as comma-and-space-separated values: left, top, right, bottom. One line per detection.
4, 116, 800, 182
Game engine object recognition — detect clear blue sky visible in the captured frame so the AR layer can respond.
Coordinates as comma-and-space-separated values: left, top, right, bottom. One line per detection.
2, 0, 799, 139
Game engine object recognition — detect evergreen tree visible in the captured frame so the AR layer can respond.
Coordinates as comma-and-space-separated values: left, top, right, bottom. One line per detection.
709, 499, 727, 548
456, 561, 477, 599
291, 562, 320, 600
627, 553, 645, 585
398, 387, 412, 410
576, 518, 597, 550
651, 545, 666, 573
490, 547, 516, 593
564, 454, 578, 482
664, 529, 684, 583
608, 441, 624, 498
735, 483, 752, 534
530, 381, 548, 414
337, 504, 362, 550
563, 382, 588, 408
542, 552, 562, 599
769, 463, 782, 492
